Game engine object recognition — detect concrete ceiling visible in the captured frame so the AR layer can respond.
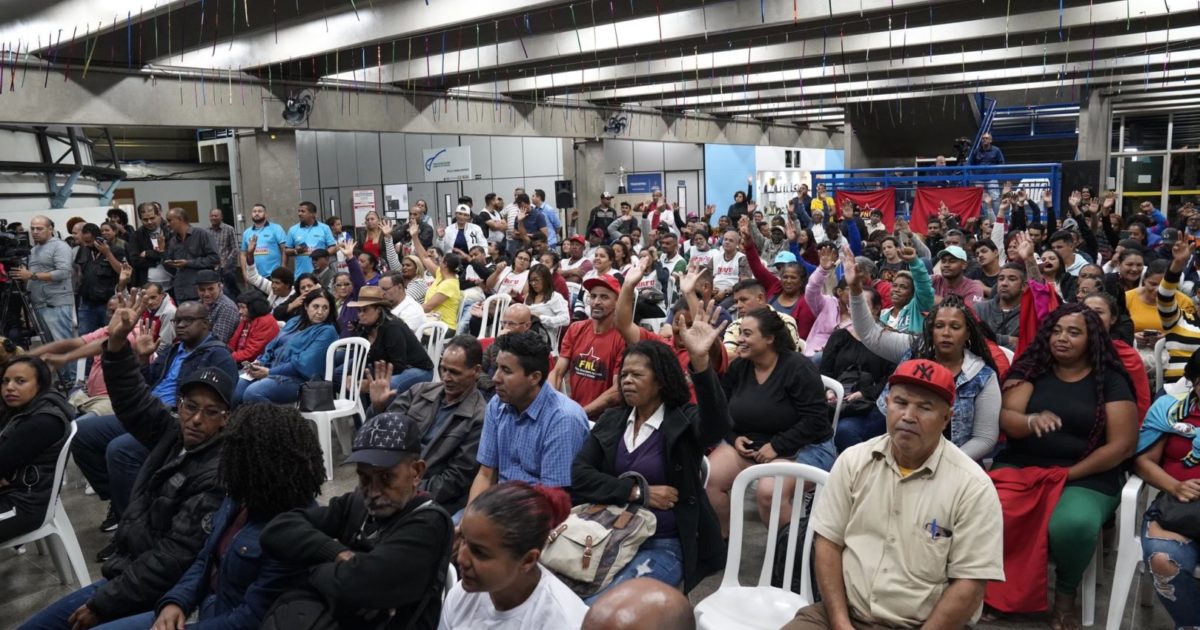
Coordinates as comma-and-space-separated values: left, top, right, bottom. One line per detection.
13, 0, 1200, 127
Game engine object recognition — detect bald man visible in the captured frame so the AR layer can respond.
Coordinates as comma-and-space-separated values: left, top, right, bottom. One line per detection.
478, 303, 536, 396
582, 578, 695, 630
11, 215, 76, 377
162, 207, 219, 302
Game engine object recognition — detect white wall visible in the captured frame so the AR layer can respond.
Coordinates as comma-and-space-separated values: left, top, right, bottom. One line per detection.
119, 180, 225, 226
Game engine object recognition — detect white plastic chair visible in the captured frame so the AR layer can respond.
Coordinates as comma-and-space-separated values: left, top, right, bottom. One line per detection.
478, 293, 512, 340
1153, 336, 1167, 392
420, 321, 451, 382
821, 376, 844, 433
700, 456, 711, 488
444, 562, 458, 602
999, 345, 1015, 363
301, 337, 371, 480
3, 423, 91, 587
693, 462, 829, 630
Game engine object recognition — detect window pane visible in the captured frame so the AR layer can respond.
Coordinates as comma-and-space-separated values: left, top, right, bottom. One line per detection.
1120, 154, 1163, 215
1168, 152, 1199, 189
1111, 115, 1122, 153
1123, 113, 1169, 151
1172, 111, 1200, 150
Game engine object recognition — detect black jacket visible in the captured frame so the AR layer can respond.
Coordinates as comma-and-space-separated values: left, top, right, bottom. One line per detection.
164, 227, 220, 302
819, 329, 897, 416
260, 492, 452, 630
357, 316, 434, 374
571, 366, 729, 592
76, 243, 127, 303
0, 391, 72, 517
90, 344, 225, 621
385, 383, 486, 514
127, 225, 166, 287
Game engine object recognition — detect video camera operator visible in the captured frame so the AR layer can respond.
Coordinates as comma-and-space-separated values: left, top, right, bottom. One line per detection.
8, 216, 76, 380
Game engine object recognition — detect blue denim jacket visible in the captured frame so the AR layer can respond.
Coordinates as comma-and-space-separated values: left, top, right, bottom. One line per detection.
261, 318, 339, 381
157, 497, 307, 629
875, 349, 997, 449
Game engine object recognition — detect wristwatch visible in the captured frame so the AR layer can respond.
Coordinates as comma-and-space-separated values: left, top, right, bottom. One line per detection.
631, 484, 642, 503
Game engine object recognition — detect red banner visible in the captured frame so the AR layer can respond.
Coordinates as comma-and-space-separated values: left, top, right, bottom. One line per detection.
834, 188, 897, 231
910, 187, 983, 234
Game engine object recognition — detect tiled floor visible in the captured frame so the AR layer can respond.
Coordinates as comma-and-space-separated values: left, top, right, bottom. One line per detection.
0, 461, 1178, 629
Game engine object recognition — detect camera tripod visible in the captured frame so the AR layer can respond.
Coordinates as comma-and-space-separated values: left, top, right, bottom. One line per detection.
0, 272, 50, 349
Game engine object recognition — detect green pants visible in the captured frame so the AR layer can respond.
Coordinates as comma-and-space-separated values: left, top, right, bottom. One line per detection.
1047, 485, 1120, 594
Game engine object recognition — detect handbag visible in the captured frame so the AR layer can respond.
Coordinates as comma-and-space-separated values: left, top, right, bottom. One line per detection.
298, 380, 336, 412
540, 472, 657, 598
1151, 492, 1200, 541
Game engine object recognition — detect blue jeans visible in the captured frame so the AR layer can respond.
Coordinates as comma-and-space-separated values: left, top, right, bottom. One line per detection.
71, 414, 148, 515
39, 303, 77, 381
834, 407, 887, 453
584, 537, 684, 605
1142, 512, 1200, 628
77, 299, 109, 336
234, 374, 305, 405
18, 579, 155, 630
794, 438, 837, 472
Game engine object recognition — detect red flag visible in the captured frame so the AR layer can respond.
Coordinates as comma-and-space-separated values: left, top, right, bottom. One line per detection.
834, 188, 897, 230
1015, 281, 1060, 358
910, 187, 983, 234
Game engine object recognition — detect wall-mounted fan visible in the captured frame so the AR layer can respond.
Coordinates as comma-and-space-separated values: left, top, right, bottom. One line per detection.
282, 89, 315, 126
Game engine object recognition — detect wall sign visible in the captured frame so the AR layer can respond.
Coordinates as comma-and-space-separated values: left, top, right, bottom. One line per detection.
352, 189, 377, 227
626, 172, 664, 194
423, 146, 473, 181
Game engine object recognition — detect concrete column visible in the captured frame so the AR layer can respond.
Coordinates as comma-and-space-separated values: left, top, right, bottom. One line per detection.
1077, 90, 1111, 186
236, 130, 301, 229
568, 140, 604, 235
843, 121, 867, 169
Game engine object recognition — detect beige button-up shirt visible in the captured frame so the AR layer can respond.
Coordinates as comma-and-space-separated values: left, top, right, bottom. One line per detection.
811, 434, 1004, 627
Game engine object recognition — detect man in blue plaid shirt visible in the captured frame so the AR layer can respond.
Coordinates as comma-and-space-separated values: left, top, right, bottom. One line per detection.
468, 331, 589, 506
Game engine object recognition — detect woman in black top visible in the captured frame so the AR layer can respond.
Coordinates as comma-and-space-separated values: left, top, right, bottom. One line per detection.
993, 303, 1138, 629
349, 288, 435, 405
0, 356, 73, 540
706, 307, 831, 538
819, 288, 896, 442
571, 309, 729, 597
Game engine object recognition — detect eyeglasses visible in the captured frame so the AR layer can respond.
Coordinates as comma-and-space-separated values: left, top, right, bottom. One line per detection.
178, 398, 227, 421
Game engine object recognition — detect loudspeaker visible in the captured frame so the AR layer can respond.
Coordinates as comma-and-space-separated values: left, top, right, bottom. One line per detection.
1060, 160, 1101, 208
554, 180, 575, 209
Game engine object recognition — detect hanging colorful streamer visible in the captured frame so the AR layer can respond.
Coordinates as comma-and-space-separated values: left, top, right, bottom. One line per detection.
569, 7, 583, 53
512, 16, 529, 58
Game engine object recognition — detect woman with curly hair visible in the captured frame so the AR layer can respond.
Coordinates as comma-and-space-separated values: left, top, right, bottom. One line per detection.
571, 312, 730, 598
989, 303, 1138, 630
148, 405, 325, 630
842, 254, 1001, 460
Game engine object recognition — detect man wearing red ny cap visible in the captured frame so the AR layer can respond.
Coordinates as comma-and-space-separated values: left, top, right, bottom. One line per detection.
784, 359, 1004, 630
550, 274, 628, 419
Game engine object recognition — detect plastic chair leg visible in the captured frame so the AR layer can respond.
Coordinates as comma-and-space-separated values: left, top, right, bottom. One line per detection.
45, 535, 69, 584
314, 417, 334, 481
1082, 541, 1101, 627
1106, 538, 1142, 630
54, 508, 92, 586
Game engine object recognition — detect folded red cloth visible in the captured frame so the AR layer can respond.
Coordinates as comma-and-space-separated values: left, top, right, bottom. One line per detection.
984, 466, 1069, 613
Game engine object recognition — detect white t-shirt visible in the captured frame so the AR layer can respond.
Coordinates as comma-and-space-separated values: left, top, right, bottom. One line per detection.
438, 565, 588, 630
391, 297, 426, 333
496, 268, 530, 296
708, 250, 745, 292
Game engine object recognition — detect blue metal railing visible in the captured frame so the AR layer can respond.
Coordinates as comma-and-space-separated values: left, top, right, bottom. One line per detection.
811, 163, 1061, 220
967, 95, 998, 158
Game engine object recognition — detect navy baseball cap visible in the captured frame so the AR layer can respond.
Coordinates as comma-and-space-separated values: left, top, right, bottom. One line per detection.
178, 368, 235, 408
195, 270, 222, 285
346, 413, 423, 468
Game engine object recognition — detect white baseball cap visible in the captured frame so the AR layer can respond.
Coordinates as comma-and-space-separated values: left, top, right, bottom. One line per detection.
454, 204, 471, 215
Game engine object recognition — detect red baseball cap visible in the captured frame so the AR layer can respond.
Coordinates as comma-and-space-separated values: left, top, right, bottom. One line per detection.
568, 235, 586, 245
888, 359, 956, 406
583, 274, 621, 296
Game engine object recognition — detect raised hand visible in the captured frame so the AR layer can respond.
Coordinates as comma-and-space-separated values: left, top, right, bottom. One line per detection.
817, 245, 838, 270
677, 268, 701, 298
786, 224, 798, 242
676, 300, 728, 371
408, 221, 420, 238
1042, 189, 1053, 206
898, 245, 917, 263
365, 360, 397, 411
380, 219, 395, 237
624, 253, 651, 287
246, 235, 258, 254
843, 249, 861, 289
132, 319, 157, 357
340, 238, 357, 258
118, 262, 132, 286
1015, 231, 1036, 262
1171, 239, 1195, 273
1069, 190, 1082, 208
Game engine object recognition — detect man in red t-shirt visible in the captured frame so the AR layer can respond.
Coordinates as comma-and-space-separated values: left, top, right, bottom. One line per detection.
551, 274, 627, 418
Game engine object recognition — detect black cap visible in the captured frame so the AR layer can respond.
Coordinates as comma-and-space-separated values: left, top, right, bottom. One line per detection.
178, 367, 234, 408
195, 269, 221, 285
345, 413, 423, 468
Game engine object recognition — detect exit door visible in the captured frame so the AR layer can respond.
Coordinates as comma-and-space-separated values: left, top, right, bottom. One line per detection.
215, 184, 234, 225
434, 181, 463, 229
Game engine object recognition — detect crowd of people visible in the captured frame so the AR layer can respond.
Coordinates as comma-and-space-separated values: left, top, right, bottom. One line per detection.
0, 177, 1198, 630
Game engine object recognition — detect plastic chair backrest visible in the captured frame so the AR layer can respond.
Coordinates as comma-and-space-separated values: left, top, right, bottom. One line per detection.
444, 562, 458, 601
479, 293, 513, 340
723, 462, 829, 600
39, 422, 78, 530
821, 375, 844, 432
420, 321, 451, 380
999, 345, 1015, 363
324, 337, 372, 403
1154, 336, 1167, 390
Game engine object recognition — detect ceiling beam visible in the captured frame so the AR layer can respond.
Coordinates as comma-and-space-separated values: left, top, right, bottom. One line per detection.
148, 0, 564, 70
449, 0, 1181, 98
1, 0, 195, 55
322, 0, 957, 84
